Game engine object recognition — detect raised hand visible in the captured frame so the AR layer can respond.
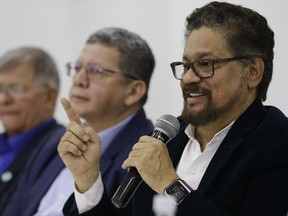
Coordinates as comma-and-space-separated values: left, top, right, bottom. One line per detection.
57, 98, 101, 193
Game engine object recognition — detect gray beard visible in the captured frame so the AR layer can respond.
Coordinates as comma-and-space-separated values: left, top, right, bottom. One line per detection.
181, 92, 240, 127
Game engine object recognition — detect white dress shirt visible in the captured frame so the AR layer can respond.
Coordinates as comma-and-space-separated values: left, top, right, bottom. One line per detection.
34, 168, 74, 216
153, 122, 234, 215
76, 121, 235, 215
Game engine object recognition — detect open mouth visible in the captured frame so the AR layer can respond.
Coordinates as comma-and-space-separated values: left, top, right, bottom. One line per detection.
183, 91, 205, 100
189, 93, 204, 97
182, 84, 209, 101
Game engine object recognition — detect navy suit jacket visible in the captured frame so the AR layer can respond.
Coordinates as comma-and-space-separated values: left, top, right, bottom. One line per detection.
3, 108, 153, 216
63, 99, 288, 216
100, 108, 153, 199
0, 120, 66, 216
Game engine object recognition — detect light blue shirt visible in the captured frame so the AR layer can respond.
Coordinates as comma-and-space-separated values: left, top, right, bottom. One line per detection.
34, 113, 136, 216
99, 114, 135, 154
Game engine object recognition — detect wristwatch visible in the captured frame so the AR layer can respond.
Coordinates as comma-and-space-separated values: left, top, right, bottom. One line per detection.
164, 179, 192, 205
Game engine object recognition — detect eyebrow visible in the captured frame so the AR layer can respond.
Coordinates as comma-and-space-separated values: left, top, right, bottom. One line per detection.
183, 51, 215, 62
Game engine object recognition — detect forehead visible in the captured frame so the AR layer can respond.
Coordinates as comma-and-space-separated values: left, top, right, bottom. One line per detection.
78, 43, 120, 67
184, 27, 230, 60
0, 64, 35, 83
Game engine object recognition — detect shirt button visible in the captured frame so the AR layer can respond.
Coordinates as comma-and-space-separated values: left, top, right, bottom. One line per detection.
1, 171, 13, 182
191, 170, 197, 175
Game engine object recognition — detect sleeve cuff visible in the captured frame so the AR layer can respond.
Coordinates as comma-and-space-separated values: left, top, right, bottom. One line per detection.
74, 173, 104, 214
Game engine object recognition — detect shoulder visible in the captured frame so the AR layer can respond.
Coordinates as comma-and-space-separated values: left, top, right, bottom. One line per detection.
127, 109, 153, 132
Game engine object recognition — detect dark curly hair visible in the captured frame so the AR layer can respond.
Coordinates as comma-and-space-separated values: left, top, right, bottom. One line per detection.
185, 1, 274, 101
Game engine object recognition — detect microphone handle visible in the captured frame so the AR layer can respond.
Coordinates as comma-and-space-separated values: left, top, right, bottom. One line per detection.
111, 167, 143, 208
111, 130, 170, 208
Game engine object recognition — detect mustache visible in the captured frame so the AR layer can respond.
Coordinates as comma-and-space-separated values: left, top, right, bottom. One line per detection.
182, 84, 210, 96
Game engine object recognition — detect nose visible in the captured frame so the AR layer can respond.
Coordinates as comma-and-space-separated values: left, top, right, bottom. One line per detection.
181, 67, 202, 84
0, 91, 13, 105
73, 68, 89, 88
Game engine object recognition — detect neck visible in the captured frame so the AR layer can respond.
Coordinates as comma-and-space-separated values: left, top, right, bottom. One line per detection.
195, 100, 253, 151
85, 109, 138, 132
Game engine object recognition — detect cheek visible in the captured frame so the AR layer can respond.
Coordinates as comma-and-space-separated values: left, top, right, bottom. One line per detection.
93, 81, 125, 98
83, 86, 113, 113
212, 75, 246, 102
20, 100, 41, 116
210, 75, 243, 101
19, 95, 45, 114
4, 103, 32, 126
90, 85, 108, 101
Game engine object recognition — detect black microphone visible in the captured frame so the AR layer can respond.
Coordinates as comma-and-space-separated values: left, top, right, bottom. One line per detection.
111, 114, 180, 208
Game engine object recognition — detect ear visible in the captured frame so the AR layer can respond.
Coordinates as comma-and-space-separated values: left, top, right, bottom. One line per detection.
44, 87, 58, 110
124, 80, 147, 106
247, 56, 264, 89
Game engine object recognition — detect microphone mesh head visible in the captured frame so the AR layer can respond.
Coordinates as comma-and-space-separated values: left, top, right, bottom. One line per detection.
154, 114, 180, 139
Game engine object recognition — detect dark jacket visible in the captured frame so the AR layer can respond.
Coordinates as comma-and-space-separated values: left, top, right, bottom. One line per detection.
64, 99, 288, 216
0, 120, 66, 216
3, 108, 153, 216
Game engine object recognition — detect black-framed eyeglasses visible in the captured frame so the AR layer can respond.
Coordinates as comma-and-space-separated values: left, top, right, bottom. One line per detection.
65, 62, 137, 80
170, 55, 253, 80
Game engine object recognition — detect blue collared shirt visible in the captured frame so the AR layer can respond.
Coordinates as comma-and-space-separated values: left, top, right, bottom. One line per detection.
98, 113, 135, 154
35, 113, 137, 216
0, 118, 56, 175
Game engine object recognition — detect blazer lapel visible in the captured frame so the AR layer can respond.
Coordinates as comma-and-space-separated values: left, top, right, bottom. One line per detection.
167, 120, 189, 168
198, 99, 267, 192
100, 109, 153, 177
100, 145, 118, 177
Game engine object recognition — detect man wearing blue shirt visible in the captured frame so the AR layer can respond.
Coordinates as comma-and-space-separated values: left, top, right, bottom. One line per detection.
0, 46, 66, 215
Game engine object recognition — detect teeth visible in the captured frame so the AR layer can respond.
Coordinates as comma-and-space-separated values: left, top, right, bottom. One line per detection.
190, 93, 202, 97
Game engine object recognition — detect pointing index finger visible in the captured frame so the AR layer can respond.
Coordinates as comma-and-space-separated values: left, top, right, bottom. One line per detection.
60, 97, 82, 125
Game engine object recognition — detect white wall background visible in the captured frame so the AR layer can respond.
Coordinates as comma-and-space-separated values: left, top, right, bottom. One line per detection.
0, 0, 287, 131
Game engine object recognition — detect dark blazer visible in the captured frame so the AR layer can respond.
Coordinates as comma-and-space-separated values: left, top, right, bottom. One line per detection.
64, 99, 288, 216
100, 108, 154, 199
3, 108, 153, 216
0, 120, 66, 216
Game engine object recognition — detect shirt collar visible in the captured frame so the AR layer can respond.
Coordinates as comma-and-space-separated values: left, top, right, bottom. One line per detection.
2, 118, 56, 154
98, 113, 136, 154
184, 121, 235, 148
